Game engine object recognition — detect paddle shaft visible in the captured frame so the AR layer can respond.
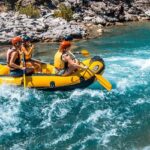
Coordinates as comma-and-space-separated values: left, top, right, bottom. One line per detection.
31, 50, 89, 65
22, 53, 26, 88
80, 61, 95, 76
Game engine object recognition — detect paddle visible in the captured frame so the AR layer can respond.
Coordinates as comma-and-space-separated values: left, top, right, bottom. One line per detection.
31, 58, 47, 64
31, 50, 90, 65
22, 53, 26, 88
81, 61, 112, 91
95, 74, 112, 91
78, 49, 112, 91
74, 49, 90, 57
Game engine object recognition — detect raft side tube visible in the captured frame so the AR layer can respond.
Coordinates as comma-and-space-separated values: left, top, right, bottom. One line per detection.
0, 56, 105, 90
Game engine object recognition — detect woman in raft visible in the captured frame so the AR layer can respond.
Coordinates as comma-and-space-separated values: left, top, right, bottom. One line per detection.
7, 36, 34, 76
54, 40, 87, 76
20, 35, 42, 73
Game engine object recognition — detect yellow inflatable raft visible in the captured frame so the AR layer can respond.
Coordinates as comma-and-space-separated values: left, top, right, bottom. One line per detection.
0, 56, 105, 91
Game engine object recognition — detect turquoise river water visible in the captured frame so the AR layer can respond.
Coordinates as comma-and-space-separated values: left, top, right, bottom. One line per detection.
0, 22, 150, 150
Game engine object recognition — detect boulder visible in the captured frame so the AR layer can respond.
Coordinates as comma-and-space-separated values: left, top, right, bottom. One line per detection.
84, 16, 93, 22
145, 10, 150, 16
124, 13, 139, 21
73, 13, 82, 21
92, 16, 106, 25
90, 2, 107, 15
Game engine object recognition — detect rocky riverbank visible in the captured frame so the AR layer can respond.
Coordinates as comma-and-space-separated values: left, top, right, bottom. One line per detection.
0, 11, 89, 44
0, 0, 150, 44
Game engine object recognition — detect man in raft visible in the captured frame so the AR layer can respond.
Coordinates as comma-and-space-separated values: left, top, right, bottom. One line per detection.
7, 36, 34, 76
54, 40, 87, 76
21, 35, 42, 73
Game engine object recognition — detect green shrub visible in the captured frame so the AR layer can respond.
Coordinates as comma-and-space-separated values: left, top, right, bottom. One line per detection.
53, 4, 73, 21
16, 4, 40, 18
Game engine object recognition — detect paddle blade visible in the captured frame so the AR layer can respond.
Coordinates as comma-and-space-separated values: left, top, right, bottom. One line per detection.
23, 70, 26, 88
81, 49, 90, 57
95, 74, 112, 91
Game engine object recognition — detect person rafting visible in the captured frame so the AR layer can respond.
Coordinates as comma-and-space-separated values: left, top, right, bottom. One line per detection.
54, 40, 87, 76
21, 35, 42, 73
7, 36, 33, 77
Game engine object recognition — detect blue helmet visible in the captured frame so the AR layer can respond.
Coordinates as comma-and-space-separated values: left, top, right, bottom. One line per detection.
22, 35, 31, 42
64, 35, 73, 41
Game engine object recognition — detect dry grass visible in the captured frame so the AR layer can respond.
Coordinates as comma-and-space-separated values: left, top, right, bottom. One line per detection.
16, 4, 40, 18
53, 4, 73, 21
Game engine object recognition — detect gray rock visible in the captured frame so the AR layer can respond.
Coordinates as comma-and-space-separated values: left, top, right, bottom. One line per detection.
84, 9, 96, 17
0, 9, 88, 44
84, 16, 93, 22
1, 0, 150, 43
90, 2, 107, 15
73, 13, 82, 20
124, 13, 138, 21
92, 16, 106, 25
145, 10, 150, 16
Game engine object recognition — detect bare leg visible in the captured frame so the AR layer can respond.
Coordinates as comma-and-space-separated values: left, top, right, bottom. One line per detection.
63, 66, 77, 76
26, 68, 34, 75
32, 61, 42, 72
26, 61, 42, 73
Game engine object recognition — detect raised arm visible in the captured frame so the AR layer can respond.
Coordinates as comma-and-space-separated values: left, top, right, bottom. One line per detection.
21, 45, 33, 56
63, 54, 86, 69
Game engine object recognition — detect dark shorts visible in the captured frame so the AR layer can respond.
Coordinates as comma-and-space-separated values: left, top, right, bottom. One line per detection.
10, 69, 23, 77
10, 68, 34, 77
25, 58, 32, 62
